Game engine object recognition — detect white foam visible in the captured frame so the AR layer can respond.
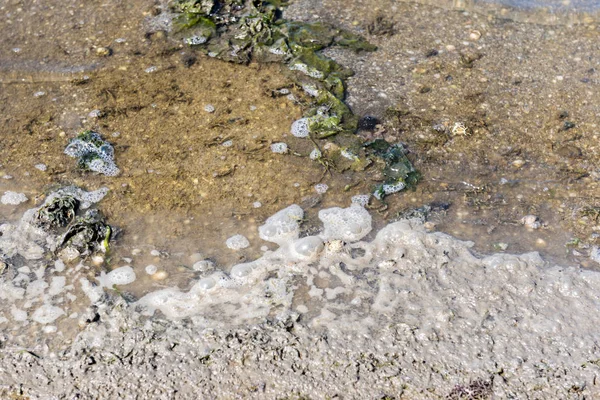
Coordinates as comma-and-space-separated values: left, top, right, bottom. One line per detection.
1, 191, 28, 205
97, 266, 136, 288
11, 306, 27, 322
351, 194, 370, 207
314, 183, 328, 194
318, 204, 372, 242
258, 204, 303, 245
48, 276, 66, 296
80, 278, 103, 304
192, 260, 214, 272
270, 142, 288, 154
225, 234, 250, 250
145, 264, 158, 275
291, 118, 310, 138
309, 148, 321, 160
32, 304, 65, 324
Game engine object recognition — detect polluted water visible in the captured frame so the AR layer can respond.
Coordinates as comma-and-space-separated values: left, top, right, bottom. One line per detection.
2, 0, 600, 398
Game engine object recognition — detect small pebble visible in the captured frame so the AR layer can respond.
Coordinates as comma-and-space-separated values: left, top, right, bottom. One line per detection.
512, 159, 525, 168
35, 163, 47, 171
91, 255, 104, 266
145, 265, 158, 275
469, 30, 482, 41
95, 47, 112, 57
145, 66, 158, 73
150, 249, 161, 257
151, 270, 168, 280
521, 215, 541, 230
204, 104, 215, 113
88, 109, 103, 118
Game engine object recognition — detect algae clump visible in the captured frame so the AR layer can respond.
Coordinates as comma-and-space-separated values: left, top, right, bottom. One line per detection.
171, 0, 419, 198
367, 139, 421, 200
170, 0, 374, 136
64, 131, 120, 176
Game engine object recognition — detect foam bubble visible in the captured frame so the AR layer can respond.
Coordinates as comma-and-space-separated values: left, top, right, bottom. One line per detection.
226, 234, 250, 250
318, 205, 372, 242
351, 194, 370, 207
309, 148, 321, 160
301, 84, 320, 97
1, 191, 28, 205
32, 304, 65, 324
185, 35, 208, 45
64, 132, 119, 176
291, 118, 310, 138
230, 262, 254, 278
270, 142, 288, 154
97, 266, 136, 287
258, 205, 303, 245
196, 277, 216, 290
293, 236, 324, 260
192, 260, 214, 272
382, 182, 406, 195
314, 183, 328, 194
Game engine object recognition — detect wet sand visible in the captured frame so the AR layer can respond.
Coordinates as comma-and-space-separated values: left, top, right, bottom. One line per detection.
2, 0, 600, 398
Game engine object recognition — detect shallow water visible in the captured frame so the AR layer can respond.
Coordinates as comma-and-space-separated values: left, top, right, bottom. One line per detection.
405, 0, 600, 24
2, 1, 600, 396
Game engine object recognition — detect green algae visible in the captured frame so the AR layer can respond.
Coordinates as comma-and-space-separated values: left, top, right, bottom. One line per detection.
64, 131, 120, 176
366, 139, 421, 200
59, 209, 113, 256
35, 195, 80, 229
170, 0, 419, 198
170, 0, 373, 135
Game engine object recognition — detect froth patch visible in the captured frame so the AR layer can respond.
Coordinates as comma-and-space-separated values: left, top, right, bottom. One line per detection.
1, 191, 28, 205
97, 266, 137, 288
318, 204, 372, 242
32, 304, 65, 324
258, 204, 303, 245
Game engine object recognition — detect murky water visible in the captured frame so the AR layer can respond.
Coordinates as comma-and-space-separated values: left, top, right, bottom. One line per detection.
2, 0, 600, 355
407, 0, 600, 24
3, 0, 600, 398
